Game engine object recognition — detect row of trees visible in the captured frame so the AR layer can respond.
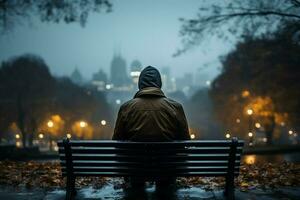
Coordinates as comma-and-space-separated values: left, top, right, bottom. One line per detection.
210, 23, 300, 144
0, 54, 112, 147
177, 0, 300, 144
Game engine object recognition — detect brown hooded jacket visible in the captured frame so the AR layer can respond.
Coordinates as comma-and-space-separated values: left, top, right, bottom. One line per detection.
112, 66, 189, 141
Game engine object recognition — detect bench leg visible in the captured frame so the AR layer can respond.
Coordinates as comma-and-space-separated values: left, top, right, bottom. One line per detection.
66, 176, 76, 200
224, 175, 235, 200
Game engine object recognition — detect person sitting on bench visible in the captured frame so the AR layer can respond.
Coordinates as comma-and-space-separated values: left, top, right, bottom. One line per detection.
112, 66, 190, 194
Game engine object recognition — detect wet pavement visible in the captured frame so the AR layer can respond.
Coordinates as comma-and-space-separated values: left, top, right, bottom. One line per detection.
0, 183, 299, 200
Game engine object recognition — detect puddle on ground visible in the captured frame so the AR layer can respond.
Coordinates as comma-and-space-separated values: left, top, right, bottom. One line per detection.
47, 182, 214, 200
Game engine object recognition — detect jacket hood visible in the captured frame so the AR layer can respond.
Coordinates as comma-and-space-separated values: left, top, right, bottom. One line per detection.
138, 66, 162, 90
134, 87, 165, 98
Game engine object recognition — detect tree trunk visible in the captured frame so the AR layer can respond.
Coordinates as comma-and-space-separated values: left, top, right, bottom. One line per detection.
265, 129, 274, 145
265, 115, 276, 145
28, 117, 37, 147
17, 95, 27, 148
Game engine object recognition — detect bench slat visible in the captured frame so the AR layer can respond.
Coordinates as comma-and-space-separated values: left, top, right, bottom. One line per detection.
57, 140, 244, 148
59, 154, 241, 161
58, 147, 243, 154
60, 160, 240, 167
61, 166, 240, 172
62, 171, 240, 177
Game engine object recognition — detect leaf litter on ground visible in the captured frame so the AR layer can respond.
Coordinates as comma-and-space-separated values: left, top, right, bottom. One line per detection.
0, 160, 299, 191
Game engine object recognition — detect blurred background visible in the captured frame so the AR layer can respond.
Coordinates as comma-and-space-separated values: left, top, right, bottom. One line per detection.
0, 0, 299, 164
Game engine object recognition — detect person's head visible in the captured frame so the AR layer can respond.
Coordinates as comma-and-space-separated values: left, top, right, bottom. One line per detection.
138, 66, 162, 90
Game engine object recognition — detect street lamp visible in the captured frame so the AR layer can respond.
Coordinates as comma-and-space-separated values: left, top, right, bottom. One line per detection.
255, 122, 261, 129
116, 99, 121, 105
242, 90, 250, 98
247, 109, 253, 116
190, 134, 195, 139
47, 120, 54, 151
38, 133, 44, 139
16, 141, 21, 148
101, 120, 107, 126
47, 120, 54, 128
262, 137, 267, 143
79, 121, 87, 139
15, 134, 20, 139
247, 108, 254, 146
225, 133, 231, 139
248, 132, 253, 137
80, 121, 87, 128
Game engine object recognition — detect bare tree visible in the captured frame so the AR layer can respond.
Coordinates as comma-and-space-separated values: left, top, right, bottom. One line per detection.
0, 0, 112, 33
175, 0, 300, 56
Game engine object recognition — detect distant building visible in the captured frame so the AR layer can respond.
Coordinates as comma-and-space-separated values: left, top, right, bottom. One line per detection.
91, 69, 108, 91
110, 54, 130, 87
130, 60, 142, 85
70, 68, 83, 85
161, 67, 176, 93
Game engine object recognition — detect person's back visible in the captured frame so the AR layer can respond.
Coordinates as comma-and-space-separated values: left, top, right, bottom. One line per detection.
113, 66, 190, 141
112, 66, 190, 197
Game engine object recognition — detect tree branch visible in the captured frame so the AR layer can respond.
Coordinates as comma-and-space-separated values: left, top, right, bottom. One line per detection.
197, 11, 300, 25
223, 11, 300, 19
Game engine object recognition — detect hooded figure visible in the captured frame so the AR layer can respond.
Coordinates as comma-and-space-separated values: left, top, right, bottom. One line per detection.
138, 66, 162, 90
112, 66, 189, 194
112, 66, 189, 141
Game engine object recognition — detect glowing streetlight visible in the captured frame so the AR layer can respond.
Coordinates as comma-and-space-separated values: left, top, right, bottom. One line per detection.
15, 134, 20, 139
255, 122, 261, 129
80, 121, 87, 128
288, 130, 293, 135
16, 141, 21, 148
242, 90, 250, 98
66, 133, 72, 139
190, 134, 195, 139
245, 155, 255, 165
225, 133, 231, 139
38, 133, 44, 139
247, 109, 253, 116
246, 109, 254, 145
248, 132, 253, 137
47, 120, 54, 128
116, 99, 121, 105
105, 84, 112, 90
101, 120, 107, 126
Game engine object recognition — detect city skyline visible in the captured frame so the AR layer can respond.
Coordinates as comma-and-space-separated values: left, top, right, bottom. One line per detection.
70, 53, 212, 88
0, 0, 231, 81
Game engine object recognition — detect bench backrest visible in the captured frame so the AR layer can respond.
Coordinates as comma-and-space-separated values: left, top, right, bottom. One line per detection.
58, 139, 244, 178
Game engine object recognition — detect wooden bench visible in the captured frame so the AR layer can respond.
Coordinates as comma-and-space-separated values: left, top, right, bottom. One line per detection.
58, 138, 244, 200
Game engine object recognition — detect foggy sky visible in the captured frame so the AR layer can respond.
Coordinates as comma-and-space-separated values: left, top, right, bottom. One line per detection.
0, 0, 233, 81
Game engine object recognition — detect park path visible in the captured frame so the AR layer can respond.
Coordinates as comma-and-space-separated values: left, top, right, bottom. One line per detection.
0, 183, 300, 200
